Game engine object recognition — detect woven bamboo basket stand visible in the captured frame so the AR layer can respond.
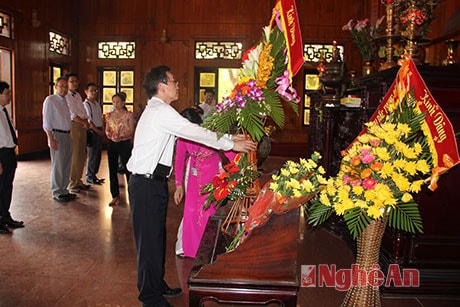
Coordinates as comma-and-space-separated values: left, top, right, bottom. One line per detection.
341, 217, 388, 307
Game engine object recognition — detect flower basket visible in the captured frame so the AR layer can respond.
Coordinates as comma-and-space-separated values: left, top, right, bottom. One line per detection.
244, 180, 318, 234
341, 217, 388, 307
307, 59, 460, 307
200, 0, 305, 240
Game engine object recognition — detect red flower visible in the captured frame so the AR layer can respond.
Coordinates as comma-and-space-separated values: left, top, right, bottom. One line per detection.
224, 162, 240, 174
214, 187, 230, 201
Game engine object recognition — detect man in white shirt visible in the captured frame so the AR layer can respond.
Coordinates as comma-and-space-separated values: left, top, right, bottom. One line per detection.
66, 73, 91, 193
0, 81, 24, 234
198, 88, 216, 119
127, 66, 256, 307
83, 82, 105, 185
42, 78, 76, 202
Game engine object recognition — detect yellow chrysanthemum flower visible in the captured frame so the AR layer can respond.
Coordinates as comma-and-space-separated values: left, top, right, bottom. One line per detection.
287, 178, 300, 190
384, 131, 398, 145
393, 159, 406, 170
397, 123, 411, 135
381, 122, 396, 132
410, 179, 424, 193
352, 185, 364, 195
416, 160, 431, 174
319, 192, 331, 206
269, 182, 279, 191
334, 202, 346, 215
342, 198, 355, 210
280, 168, 289, 176
307, 159, 318, 168
317, 174, 328, 184
301, 180, 314, 193
368, 205, 383, 219
363, 190, 375, 202
394, 141, 407, 153
355, 199, 368, 208
374, 147, 391, 161
293, 189, 302, 198
403, 161, 418, 176
289, 166, 299, 175
380, 163, 394, 179
401, 193, 413, 202
358, 134, 370, 144
413, 143, 423, 155
299, 158, 308, 168
392, 172, 411, 191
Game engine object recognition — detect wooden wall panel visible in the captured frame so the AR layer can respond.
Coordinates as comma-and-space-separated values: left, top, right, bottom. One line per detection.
0, 0, 79, 155
0, 0, 458, 155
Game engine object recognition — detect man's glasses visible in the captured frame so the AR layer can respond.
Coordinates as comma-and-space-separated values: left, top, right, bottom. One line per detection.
164, 79, 179, 86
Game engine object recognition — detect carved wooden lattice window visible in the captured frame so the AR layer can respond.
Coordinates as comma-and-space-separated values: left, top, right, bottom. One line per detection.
49, 31, 71, 55
195, 41, 243, 60
303, 43, 344, 63
98, 42, 136, 59
0, 11, 12, 38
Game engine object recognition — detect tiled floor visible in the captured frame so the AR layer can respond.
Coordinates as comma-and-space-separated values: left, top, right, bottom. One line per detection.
1, 151, 459, 306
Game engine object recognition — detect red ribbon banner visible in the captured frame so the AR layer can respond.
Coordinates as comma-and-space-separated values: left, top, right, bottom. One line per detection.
270, 0, 304, 78
349, 59, 460, 190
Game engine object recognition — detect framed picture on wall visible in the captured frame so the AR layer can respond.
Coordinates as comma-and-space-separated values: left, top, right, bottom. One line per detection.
305, 74, 320, 90
199, 72, 216, 87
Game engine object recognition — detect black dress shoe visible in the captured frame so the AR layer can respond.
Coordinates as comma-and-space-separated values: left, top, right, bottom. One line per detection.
0, 223, 11, 234
2, 218, 24, 228
87, 177, 102, 185
53, 194, 71, 202
163, 287, 182, 298
65, 193, 77, 200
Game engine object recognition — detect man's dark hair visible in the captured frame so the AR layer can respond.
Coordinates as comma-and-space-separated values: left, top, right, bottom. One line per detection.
0, 81, 10, 94
64, 72, 79, 80
85, 82, 98, 90
55, 77, 67, 84
143, 65, 170, 99
204, 88, 215, 96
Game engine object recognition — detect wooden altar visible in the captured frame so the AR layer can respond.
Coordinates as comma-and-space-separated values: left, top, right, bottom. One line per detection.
308, 65, 460, 297
188, 208, 301, 306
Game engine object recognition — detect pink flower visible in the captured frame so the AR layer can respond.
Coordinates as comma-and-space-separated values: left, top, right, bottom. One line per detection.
342, 175, 351, 184
342, 19, 353, 31
361, 154, 376, 164
369, 139, 381, 147
363, 177, 377, 190
354, 19, 369, 31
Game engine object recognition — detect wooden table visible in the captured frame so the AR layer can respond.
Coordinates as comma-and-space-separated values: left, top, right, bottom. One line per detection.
188, 208, 301, 306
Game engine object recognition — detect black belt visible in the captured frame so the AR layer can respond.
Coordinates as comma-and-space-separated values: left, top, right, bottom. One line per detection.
133, 173, 169, 182
0, 147, 15, 152
52, 129, 70, 134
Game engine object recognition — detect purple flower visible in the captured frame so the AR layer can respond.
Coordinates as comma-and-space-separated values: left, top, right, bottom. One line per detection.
248, 87, 264, 101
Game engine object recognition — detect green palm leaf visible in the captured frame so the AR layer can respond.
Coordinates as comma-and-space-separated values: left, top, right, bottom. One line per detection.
343, 208, 372, 239
388, 202, 423, 233
307, 202, 334, 226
